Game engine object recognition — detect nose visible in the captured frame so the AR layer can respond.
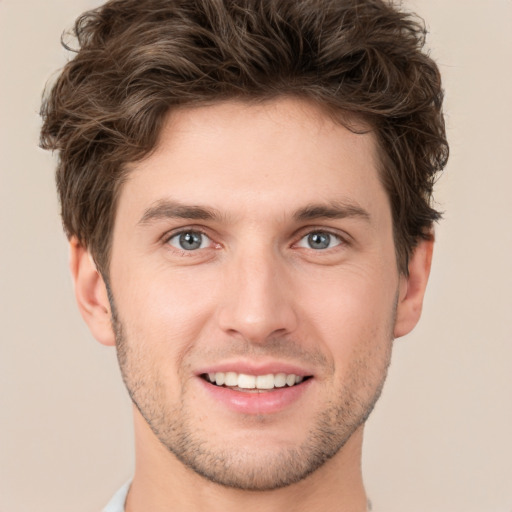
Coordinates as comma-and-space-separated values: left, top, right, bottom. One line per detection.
216, 246, 298, 344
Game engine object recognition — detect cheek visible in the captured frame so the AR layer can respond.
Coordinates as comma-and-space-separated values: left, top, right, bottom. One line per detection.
297, 265, 397, 365
114, 266, 219, 370
304, 278, 395, 407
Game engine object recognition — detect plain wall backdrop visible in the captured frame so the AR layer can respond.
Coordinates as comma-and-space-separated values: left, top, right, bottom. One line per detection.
1, 1, 511, 511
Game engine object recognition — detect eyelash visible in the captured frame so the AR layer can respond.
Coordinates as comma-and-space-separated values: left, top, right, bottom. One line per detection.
163, 228, 215, 254
161, 227, 350, 255
294, 228, 349, 251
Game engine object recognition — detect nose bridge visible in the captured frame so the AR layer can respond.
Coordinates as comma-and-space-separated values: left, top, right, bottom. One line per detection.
217, 241, 297, 342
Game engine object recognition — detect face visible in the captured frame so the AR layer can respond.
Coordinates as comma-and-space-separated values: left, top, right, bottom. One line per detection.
107, 98, 404, 490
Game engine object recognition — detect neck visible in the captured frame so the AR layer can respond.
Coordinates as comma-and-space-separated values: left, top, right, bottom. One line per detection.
125, 408, 368, 512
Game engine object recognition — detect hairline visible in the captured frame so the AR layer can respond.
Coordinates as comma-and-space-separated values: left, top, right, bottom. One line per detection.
93, 96, 409, 280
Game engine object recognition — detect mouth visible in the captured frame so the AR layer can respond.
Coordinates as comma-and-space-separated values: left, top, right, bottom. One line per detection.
201, 372, 312, 392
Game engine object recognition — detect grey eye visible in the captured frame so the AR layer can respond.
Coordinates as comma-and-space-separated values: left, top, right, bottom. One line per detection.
168, 231, 210, 251
297, 231, 342, 250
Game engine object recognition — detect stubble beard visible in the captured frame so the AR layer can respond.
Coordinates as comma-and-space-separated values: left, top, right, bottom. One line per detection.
110, 295, 394, 491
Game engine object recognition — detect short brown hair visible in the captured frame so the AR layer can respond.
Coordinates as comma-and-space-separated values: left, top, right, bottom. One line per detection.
40, 0, 448, 275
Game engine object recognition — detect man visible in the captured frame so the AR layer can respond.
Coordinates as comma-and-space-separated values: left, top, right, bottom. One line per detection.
40, 0, 448, 510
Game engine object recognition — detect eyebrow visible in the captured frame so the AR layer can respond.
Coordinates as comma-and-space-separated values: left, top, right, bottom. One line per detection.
138, 199, 222, 225
294, 201, 371, 223
138, 198, 371, 226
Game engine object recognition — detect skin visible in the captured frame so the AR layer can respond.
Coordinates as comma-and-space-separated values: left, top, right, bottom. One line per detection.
70, 97, 433, 512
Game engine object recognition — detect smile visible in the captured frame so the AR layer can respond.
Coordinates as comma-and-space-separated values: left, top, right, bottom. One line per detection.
202, 372, 309, 391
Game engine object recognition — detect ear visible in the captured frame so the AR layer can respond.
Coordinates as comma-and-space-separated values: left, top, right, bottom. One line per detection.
394, 238, 434, 339
69, 238, 116, 346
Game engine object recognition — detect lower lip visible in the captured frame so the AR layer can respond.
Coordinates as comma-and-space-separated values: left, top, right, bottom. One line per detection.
198, 377, 312, 415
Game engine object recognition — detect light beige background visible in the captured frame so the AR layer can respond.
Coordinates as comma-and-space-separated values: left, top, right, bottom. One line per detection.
1, 1, 511, 511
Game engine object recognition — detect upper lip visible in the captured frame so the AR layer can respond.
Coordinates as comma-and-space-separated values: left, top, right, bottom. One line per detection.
195, 360, 314, 378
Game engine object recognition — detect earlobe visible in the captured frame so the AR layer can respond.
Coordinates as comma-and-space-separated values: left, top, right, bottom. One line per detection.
69, 238, 116, 346
394, 238, 434, 339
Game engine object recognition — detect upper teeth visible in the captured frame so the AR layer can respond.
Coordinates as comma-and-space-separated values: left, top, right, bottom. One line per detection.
207, 372, 304, 390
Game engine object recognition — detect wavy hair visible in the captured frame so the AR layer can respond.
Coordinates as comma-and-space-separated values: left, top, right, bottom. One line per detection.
40, 0, 448, 275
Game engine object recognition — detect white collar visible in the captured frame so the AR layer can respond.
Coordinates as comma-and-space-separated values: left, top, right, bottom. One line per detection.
102, 480, 131, 512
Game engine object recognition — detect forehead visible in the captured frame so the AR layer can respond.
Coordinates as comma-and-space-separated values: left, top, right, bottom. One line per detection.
118, 97, 388, 223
